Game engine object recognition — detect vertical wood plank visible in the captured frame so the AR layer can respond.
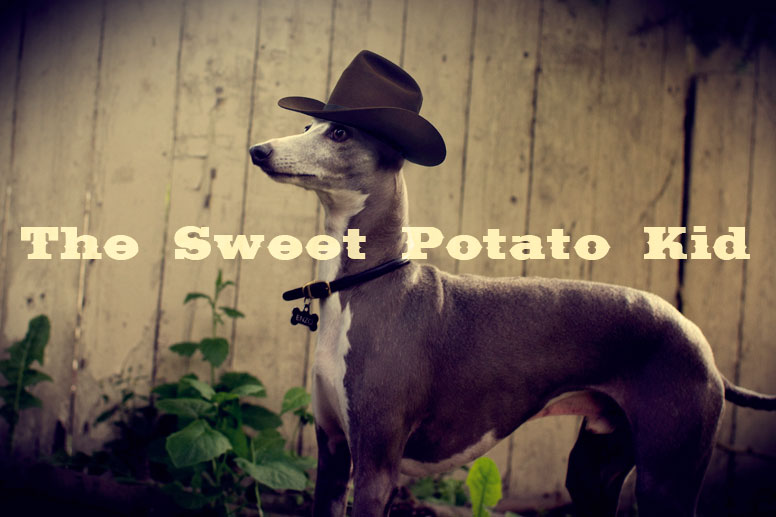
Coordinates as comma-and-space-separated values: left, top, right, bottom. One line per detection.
0, 2, 22, 342
330, 0, 404, 71
525, 0, 605, 280
155, 0, 260, 387
75, 0, 184, 451
1, 0, 102, 459
681, 55, 756, 499
731, 48, 776, 513
509, 0, 606, 502
458, 0, 540, 279
402, 0, 475, 271
234, 0, 333, 428
589, 0, 685, 301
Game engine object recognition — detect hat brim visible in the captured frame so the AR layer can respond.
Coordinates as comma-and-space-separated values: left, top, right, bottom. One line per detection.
278, 96, 446, 167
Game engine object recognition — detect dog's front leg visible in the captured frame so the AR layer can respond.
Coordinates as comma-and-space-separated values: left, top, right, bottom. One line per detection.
313, 425, 352, 517
350, 428, 405, 517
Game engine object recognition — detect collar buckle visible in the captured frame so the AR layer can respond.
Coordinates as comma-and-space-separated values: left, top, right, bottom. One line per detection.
302, 280, 332, 299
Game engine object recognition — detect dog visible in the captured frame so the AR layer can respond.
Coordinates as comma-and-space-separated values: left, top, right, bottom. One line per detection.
249, 51, 776, 517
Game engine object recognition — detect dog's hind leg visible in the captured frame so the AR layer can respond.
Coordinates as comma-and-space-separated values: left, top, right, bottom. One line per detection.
630, 378, 724, 517
566, 418, 635, 517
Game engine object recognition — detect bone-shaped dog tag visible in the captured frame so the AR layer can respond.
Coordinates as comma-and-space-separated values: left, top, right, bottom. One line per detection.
290, 301, 318, 331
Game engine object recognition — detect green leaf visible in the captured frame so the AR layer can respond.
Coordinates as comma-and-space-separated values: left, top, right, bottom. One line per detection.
165, 419, 232, 468
198, 337, 228, 368
235, 458, 307, 491
24, 315, 51, 366
241, 404, 283, 431
217, 419, 250, 460
211, 391, 240, 404
152, 382, 178, 399
410, 477, 436, 500
230, 384, 265, 397
0, 359, 19, 384
281, 387, 311, 415
183, 292, 211, 305
219, 306, 244, 319
181, 377, 215, 401
20, 369, 52, 387
466, 457, 503, 517
170, 342, 199, 357
95, 405, 119, 424
16, 389, 43, 411
157, 398, 217, 419
217, 372, 264, 393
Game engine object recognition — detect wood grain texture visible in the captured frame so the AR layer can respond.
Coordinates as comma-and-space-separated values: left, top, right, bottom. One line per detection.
402, 0, 475, 272
458, 0, 540, 280
74, 0, 184, 452
155, 0, 260, 389
589, 0, 685, 299
730, 47, 776, 514
1, 0, 102, 459
0, 0, 772, 509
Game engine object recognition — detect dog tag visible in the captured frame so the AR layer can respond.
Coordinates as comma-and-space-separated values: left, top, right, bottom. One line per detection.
290, 300, 318, 331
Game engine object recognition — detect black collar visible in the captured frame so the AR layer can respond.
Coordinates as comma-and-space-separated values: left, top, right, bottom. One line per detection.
282, 258, 411, 301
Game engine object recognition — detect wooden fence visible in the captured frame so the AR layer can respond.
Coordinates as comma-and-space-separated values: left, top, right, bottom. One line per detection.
1, 0, 774, 512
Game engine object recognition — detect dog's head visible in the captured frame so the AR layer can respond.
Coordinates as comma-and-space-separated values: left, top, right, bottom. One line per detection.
249, 119, 404, 195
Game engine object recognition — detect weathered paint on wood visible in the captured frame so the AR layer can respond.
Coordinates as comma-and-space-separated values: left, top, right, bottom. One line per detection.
402, 0, 475, 272
681, 53, 757, 500
74, 0, 185, 451
0, 2, 22, 348
2, 0, 103, 459
0, 0, 773, 508
589, 0, 685, 300
155, 0, 260, 391
731, 47, 776, 514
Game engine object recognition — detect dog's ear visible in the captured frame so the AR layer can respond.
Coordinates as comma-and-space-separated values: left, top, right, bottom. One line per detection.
376, 142, 405, 173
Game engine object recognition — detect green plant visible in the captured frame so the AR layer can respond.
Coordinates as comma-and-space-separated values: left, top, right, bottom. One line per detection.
53, 271, 315, 516
409, 468, 470, 507
466, 457, 503, 517
151, 270, 314, 516
0, 315, 52, 454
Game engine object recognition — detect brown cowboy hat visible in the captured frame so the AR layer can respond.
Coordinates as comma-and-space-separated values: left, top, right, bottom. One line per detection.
277, 50, 446, 167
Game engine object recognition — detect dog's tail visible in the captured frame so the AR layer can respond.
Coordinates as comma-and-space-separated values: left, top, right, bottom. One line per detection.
723, 376, 776, 410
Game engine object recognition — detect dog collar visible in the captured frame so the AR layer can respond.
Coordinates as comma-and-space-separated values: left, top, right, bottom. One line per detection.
282, 258, 411, 301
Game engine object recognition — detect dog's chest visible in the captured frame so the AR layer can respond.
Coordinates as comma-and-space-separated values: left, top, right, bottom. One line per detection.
312, 293, 353, 438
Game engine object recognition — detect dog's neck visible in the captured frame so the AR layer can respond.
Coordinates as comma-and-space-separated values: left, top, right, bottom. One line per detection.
316, 171, 408, 282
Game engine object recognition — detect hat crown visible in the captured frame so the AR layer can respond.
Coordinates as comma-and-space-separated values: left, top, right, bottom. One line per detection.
327, 51, 423, 113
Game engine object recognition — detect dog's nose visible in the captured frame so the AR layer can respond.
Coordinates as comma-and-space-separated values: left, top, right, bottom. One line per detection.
249, 144, 272, 165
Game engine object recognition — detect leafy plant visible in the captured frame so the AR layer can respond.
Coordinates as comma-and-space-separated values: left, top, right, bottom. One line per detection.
409, 468, 470, 507
0, 315, 52, 454
466, 457, 503, 517
54, 271, 315, 516
171, 269, 245, 385
152, 270, 314, 516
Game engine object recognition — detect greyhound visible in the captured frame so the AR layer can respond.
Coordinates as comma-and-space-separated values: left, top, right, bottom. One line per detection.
249, 52, 776, 517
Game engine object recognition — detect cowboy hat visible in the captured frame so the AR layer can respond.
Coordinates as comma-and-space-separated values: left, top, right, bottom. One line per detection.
277, 50, 446, 167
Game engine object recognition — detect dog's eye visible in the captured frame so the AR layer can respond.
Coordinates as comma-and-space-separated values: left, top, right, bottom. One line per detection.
303, 124, 311, 133
329, 126, 350, 142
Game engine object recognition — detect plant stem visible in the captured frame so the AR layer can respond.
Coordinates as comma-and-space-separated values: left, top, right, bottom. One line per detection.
251, 438, 264, 517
